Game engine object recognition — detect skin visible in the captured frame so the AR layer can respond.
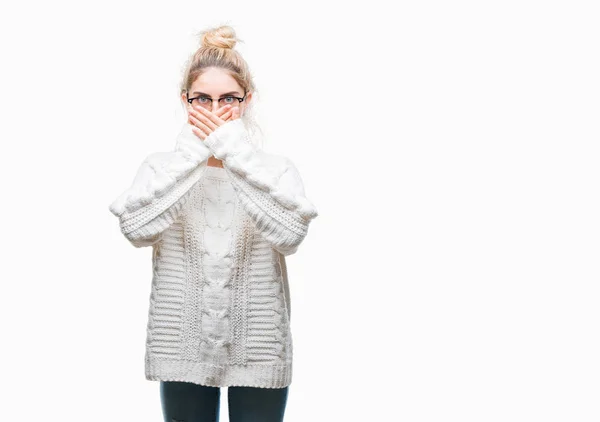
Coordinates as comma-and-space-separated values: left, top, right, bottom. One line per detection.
181, 66, 253, 168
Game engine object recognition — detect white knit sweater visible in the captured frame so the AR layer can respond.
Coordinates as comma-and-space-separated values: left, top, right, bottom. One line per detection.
108, 119, 318, 388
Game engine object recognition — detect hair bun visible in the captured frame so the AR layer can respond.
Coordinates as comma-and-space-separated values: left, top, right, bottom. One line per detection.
200, 25, 237, 49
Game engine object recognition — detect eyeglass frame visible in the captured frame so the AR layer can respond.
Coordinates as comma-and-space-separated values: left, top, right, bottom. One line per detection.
186, 91, 247, 109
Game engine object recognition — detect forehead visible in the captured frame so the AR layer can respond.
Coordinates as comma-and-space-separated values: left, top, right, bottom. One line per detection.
190, 67, 243, 95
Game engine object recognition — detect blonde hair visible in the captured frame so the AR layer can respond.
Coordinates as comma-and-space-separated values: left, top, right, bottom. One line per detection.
180, 25, 263, 147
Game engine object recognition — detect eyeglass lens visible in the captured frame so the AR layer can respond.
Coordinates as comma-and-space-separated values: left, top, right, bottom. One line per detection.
193, 97, 241, 110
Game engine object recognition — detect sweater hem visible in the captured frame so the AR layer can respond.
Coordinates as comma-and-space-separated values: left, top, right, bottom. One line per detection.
145, 355, 292, 389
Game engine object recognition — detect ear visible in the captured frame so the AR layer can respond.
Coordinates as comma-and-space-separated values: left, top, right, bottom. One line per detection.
181, 93, 190, 110
240, 92, 252, 117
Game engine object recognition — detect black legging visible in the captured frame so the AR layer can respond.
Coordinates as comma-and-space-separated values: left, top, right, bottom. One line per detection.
160, 381, 289, 422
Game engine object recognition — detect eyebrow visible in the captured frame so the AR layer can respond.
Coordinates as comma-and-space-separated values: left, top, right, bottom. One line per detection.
191, 91, 241, 97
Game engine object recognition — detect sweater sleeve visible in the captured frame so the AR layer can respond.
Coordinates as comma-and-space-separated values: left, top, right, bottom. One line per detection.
108, 123, 213, 248
202, 119, 319, 256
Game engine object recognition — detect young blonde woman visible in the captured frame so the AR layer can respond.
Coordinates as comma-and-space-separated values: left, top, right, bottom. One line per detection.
108, 25, 318, 422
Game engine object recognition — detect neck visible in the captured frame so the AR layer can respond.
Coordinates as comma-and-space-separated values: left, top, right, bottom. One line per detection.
207, 156, 224, 168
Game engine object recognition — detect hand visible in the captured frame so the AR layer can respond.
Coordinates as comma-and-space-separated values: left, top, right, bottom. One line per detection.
187, 104, 241, 141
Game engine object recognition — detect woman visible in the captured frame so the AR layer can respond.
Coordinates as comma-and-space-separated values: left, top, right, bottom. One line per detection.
108, 25, 318, 422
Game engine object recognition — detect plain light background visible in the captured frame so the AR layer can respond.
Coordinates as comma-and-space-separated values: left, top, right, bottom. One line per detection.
1, 1, 599, 421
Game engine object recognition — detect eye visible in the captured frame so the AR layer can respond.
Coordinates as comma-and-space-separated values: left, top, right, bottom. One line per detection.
198, 97, 211, 104
223, 96, 235, 103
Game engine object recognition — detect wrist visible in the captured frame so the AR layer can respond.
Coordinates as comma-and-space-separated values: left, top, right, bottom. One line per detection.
175, 122, 212, 162
203, 119, 248, 160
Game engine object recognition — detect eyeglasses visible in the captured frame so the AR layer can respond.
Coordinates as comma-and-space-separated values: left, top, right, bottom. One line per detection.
186, 92, 247, 110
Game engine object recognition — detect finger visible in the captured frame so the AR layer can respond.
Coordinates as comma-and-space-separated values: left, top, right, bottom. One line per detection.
194, 105, 225, 127
188, 114, 211, 137
232, 106, 240, 120
215, 104, 232, 117
220, 108, 233, 121
189, 113, 212, 133
189, 107, 219, 131
190, 125, 206, 140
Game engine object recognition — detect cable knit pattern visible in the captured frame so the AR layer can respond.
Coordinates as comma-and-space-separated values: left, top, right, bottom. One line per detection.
108, 123, 213, 247
203, 119, 318, 256
108, 121, 318, 388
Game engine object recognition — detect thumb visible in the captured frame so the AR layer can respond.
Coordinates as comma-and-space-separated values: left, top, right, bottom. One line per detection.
233, 106, 240, 120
